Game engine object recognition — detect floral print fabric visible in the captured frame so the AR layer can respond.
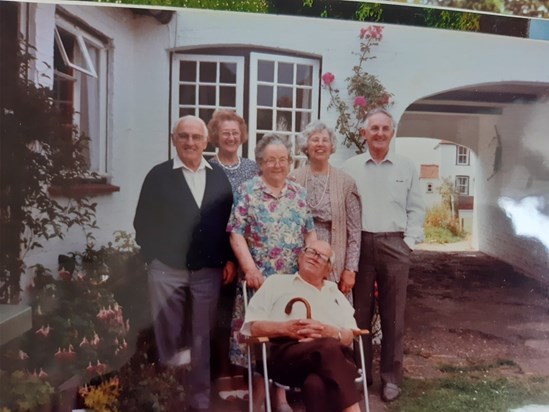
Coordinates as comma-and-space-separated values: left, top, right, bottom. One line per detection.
227, 176, 314, 366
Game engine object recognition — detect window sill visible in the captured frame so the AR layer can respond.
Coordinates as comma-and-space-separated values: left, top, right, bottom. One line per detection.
48, 183, 120, 198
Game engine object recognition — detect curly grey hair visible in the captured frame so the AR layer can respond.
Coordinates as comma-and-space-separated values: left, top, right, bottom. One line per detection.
255, 133, 292, 163
298, 120, 338, 157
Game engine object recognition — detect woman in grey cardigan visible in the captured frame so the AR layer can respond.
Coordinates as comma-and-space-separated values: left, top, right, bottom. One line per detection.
291, 120, 362, 301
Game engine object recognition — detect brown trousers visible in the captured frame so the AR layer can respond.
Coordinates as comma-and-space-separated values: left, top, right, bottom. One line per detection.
354, 231, 411, 386
269, 337, 361, 412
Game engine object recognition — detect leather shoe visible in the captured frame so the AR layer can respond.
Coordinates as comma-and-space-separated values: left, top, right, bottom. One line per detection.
381, 383, 401, 402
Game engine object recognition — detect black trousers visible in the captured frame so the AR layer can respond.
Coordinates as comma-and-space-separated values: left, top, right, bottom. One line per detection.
269, 337, 360, 412
354, 231, 411, 386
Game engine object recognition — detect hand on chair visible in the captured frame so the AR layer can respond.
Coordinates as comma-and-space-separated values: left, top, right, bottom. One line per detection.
245, 268, 264, 289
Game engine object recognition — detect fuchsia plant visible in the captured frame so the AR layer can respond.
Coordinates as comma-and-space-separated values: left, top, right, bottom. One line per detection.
323, 25, 393, 153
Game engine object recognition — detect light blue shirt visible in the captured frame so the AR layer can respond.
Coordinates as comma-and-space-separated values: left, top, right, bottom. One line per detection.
342, 151, 425, 248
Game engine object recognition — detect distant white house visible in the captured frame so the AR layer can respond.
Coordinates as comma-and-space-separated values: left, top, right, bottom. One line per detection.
4, 1, 549, 283
396, 138, 476, 233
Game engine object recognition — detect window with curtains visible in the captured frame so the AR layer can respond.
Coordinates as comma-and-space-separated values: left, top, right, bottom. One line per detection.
53, 14, 109, 174
172, 49, 320, 161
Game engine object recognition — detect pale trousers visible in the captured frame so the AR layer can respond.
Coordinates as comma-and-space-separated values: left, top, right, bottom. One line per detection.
148, 259, 222, 410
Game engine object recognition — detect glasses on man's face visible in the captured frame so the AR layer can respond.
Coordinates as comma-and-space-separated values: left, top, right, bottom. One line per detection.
175, 133, 205, 142
263, 157, 290, 167
302, 247, 331, 263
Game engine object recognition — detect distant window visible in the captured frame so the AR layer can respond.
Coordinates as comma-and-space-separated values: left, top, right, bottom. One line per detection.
53, 15, 109, 173
455, 175, 469, 195
426, 183, 433, 193
456, 146, 470, 165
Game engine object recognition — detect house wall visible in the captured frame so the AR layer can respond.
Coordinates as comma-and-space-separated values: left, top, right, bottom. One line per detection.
476, 102, 549, 282
21, 4, 549, 282
22, 3, 177, 283
439, 144, 477, 196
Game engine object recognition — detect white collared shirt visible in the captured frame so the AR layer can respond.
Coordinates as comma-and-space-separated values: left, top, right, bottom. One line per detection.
342, 151, 425, 247
241, 273, 357, 336
173, 155, 212, 208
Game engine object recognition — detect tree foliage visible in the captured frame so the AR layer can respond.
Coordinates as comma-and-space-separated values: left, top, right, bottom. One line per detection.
0, 44, 98, 303
97, 0, 269, 13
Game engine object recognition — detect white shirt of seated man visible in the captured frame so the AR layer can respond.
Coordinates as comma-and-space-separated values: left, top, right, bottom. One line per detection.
241, 240, 357, 346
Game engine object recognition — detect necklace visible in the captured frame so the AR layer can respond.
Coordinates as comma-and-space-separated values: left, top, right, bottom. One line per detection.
215, 154, 241, 170
305, 165, 330, 209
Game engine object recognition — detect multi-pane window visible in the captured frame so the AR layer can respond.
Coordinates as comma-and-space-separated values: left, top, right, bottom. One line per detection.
53, 15, 109, 173
455, 175, 469, 195
456, 145, 470, 165
172, 51, 320, 162
249, 53, 319, 164
172, 55, 245, 156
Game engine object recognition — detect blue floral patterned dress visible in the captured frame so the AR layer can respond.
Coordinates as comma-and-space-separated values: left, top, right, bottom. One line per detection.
227, 176, 314, 366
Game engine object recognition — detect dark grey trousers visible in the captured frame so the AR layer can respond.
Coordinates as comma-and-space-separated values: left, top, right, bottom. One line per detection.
354, 231, 411, 386
148, 259, 222, 409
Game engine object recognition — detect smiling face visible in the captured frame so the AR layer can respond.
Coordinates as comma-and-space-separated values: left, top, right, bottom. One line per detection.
361, 112, 395, 160
218, 120, 242, 157
171, 118, 208, 171
259, 143, 291, 187
306, 129, 333, 164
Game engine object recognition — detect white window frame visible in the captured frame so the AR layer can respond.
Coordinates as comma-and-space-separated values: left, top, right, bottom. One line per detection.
456, 145, 470, 165
171, 54, 245, 158
53, 14, 109, 174
455, 175, 469, 195
248, 52, 320, 162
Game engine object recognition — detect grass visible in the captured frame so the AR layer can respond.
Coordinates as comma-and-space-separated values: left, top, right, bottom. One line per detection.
389, 365, 549, 412
424, 225, 466, 244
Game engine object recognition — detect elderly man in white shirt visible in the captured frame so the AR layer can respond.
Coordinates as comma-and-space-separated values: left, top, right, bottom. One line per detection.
342, 108, 425, 403
242, 240, 362, 412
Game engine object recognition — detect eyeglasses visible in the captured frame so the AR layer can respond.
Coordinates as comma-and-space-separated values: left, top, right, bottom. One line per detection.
302, 247, 331, 264
220, 131, 241, 138
175, 132, 205, 142
263, 157, 290, 167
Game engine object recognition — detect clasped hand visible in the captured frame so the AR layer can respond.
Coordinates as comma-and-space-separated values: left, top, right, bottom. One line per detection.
284, 319, 333, 342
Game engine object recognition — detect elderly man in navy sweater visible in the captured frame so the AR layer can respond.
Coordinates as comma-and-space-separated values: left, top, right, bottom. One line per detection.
134, 115, 235, 412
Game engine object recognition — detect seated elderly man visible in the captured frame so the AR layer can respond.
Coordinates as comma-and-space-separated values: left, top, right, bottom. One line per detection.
241, 240, 362, 412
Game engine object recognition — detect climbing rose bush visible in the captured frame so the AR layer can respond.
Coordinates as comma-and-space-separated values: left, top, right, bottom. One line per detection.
323, 25, 393, 153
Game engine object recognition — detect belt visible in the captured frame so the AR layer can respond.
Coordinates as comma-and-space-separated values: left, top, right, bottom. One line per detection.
363, 231, 404, 238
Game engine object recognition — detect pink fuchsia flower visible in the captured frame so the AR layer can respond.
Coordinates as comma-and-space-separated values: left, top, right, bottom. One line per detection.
354, 96, 367, 108
360, 25, 384, 40
322, 72, 335, 86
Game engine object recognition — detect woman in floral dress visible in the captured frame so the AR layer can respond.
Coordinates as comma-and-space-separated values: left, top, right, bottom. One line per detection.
227, 133, 316, 412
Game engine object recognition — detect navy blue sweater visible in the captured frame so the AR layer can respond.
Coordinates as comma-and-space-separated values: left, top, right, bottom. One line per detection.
134, 160, 233, 270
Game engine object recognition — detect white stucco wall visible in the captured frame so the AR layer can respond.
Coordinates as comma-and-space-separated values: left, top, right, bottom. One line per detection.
20, 3, 549, 282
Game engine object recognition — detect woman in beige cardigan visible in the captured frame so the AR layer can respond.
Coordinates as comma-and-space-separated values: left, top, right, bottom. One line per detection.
291, 120, 362, 300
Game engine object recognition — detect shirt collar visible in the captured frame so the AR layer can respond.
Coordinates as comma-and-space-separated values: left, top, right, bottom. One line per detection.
293, 272, 332, 292
173, 155, 212, 172
365, 150, 394, 165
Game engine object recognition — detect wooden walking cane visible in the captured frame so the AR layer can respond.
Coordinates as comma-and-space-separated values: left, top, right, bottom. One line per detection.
284, 297, 312, 319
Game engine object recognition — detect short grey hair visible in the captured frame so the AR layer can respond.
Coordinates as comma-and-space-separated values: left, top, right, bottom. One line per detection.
171, 115, 208, 136
255, 133, 292, 163
298, 120, 338, 157
362, 108, 396, 129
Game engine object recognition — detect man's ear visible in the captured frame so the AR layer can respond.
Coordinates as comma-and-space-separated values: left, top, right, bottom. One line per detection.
359, 127, 367, 138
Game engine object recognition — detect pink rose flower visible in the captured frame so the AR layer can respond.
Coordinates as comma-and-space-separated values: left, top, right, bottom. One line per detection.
360, 25, 384, 41
354, 96, 367, 107
322, 72, 335, 86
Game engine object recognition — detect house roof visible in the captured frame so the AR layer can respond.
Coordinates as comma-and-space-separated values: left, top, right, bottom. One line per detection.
420, 164, 439, 179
